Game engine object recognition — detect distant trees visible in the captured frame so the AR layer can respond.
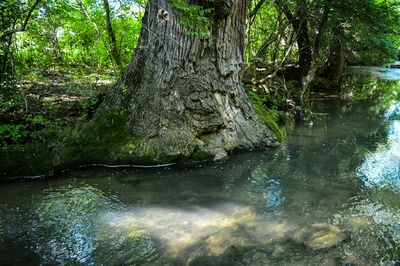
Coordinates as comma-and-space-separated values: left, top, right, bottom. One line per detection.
0, 0, 144, 82
248, 0, 400, 95
0, 0, 42, 82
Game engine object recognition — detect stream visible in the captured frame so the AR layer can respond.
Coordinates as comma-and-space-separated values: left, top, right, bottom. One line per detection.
1, 70, 400, 265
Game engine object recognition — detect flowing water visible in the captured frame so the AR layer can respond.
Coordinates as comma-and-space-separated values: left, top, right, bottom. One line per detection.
1, 74, 400, 265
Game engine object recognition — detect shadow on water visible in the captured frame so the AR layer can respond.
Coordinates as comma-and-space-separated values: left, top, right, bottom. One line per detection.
2, 71, 400, 265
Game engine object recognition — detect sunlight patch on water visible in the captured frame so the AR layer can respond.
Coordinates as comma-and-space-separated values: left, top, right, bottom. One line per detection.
104, 202, 295, 257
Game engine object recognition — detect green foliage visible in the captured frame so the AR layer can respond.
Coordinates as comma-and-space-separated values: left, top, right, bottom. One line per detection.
1, 0, 144, 81
0, 79, 108, 146
0, 115, 53, 145
79, 96, 99, 112
247, 1, 285, 64
171, 0, 214, 37
0, 124, 29, 144
247, 0, 400, 67
331, 0, 400, 65
0, 82, 27, 114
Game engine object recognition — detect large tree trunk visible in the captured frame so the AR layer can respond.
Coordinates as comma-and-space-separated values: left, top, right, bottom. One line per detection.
63, 0, 276, 166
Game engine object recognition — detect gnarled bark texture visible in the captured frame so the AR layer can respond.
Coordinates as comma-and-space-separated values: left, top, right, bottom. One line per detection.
73, 0, 275, 165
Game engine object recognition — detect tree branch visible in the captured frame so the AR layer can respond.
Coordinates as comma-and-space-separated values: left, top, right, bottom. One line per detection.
274, 0, 294, 22
250, 0, 267, 23
0, 0, 42, 42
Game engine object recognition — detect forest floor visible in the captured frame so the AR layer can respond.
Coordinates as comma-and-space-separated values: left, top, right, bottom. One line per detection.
0, 72, 115, 145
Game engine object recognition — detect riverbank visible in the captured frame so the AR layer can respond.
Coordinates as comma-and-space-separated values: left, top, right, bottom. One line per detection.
1, 66, 400, 178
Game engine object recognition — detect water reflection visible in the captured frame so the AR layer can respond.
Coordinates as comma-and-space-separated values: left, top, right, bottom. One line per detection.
249, 167, 285, 215
358, 102, 400, 191
347, 66, 400, 81
334, 197, 400, 264
385, 102, 400, 119
350, 100, 400, 263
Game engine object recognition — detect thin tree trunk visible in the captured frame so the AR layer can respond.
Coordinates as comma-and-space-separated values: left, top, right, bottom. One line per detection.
300, 2, 330, 103
102, 0, 122, 68
274, 0, 311, 77
0, 0, 41, 81
294, 1, 312, 77
250, 0, 267, 23
321, 28, 344, 85
0, 36, 14, 82
76, 0, 116, 69
62, 0, 276, 167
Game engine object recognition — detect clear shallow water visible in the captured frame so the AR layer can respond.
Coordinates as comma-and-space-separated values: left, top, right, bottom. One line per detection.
1, 83, 400, 265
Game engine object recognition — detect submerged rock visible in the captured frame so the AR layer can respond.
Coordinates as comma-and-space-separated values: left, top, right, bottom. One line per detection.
271, 244, 287, 258
292, 223, 348, 250
187, 245, 244, 266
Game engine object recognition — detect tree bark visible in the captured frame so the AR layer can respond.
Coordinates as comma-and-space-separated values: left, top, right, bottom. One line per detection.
68, 0, 276, 166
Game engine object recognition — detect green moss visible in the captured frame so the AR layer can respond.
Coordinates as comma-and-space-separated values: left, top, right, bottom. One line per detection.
59, 111, 177, 167
247, 91, 283, 141
1, 110, 204, 177
60, 111, 147, 166
0, 143, 53, 178
60, 111, 126, 166
190, 150, 211, 161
